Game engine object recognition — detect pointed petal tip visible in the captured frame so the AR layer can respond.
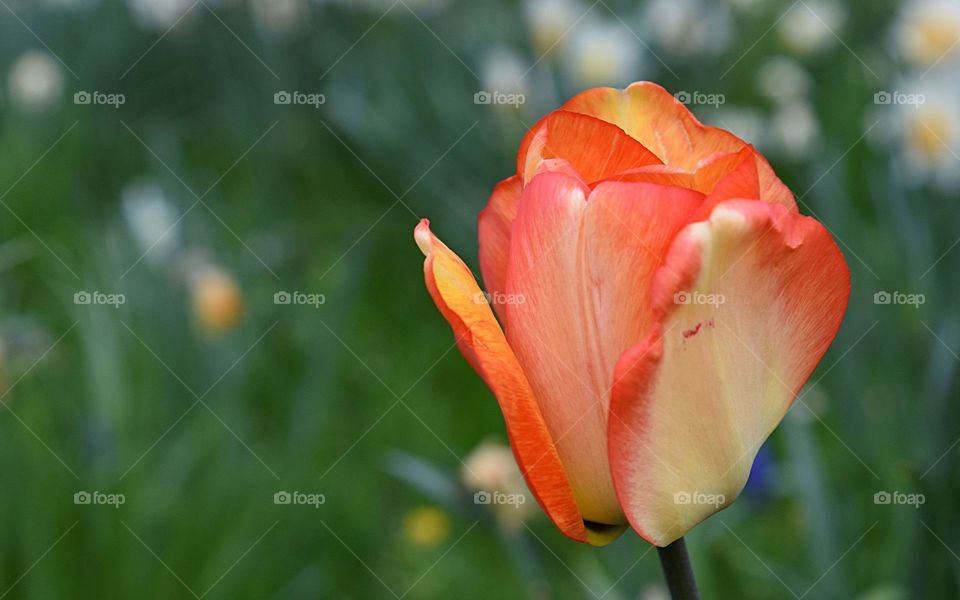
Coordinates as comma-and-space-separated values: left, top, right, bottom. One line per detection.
414, 218, 432, 256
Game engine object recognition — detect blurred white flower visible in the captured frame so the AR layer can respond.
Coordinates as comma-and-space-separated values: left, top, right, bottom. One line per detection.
126, 0, 195, 30
756, 56, 812, 105
777, 0, 846, 55
711, 106, 767, 147
645, 0, 732, 57
565, 18, 639, 88
480, 47, 528, 99
40, 0, 98, 8
524, 0, 582, 56
771, 100, 821, 160
251, 0, 307, 35
461, 439, 534, 529
893, 0, 960, 69
398, 0, 450, 9
122, 179, 180, 264
462, 440, 517, 491
8, 51, 63, 113
892, 78, 960, 190
342, 0, 447, 12
725, 0, 763, 12
640, 584, 670, 600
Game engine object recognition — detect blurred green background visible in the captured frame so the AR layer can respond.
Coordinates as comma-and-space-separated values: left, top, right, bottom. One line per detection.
0, 0, 958, 597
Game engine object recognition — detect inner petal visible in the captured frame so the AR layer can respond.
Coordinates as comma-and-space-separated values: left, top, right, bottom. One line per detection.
504, 170, 703, 524
518, 110, 661, 185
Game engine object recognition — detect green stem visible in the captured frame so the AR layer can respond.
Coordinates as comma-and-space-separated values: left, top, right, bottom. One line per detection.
656, 537, 700, 600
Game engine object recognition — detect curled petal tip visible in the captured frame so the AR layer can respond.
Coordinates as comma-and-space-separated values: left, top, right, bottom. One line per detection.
414, 219, 432, 256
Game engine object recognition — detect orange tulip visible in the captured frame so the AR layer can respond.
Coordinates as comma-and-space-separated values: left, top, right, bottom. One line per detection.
415, 82, 849, 547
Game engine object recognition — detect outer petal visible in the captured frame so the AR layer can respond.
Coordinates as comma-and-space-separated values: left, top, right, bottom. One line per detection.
503, 170, 703, 526
517, 110, 661, 185
415, 220, 622, 545
562, 82, 796, 210
478, 175, 522, 321
608, 200, 850, 546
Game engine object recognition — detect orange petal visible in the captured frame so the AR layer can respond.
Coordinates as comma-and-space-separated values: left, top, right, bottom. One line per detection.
503, 170, 703, 527
478, 175, 522, 322
415, 220, 621, 545
692, 148, 758, 194
688, 147, 761, 221
608, 200, 849, 546
563, 82, 796, 210
517, 110, 661, 185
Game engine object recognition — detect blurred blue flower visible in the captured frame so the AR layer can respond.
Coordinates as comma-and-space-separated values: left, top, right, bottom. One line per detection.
743, 444, 776, 505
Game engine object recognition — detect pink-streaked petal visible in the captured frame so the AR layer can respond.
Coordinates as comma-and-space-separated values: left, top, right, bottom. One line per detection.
478, 175, 522, 321
503, 170, 703, 526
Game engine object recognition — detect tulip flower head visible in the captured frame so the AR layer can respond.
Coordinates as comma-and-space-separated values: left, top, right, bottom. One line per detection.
415, 82, 849, 547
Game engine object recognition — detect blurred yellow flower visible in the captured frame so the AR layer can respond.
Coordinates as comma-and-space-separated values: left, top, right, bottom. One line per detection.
402, 506, 450, 547
887, 80, 960, 190
895, 0, 960, 68
189, 266, 244, 336
907, 108, 953, 161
